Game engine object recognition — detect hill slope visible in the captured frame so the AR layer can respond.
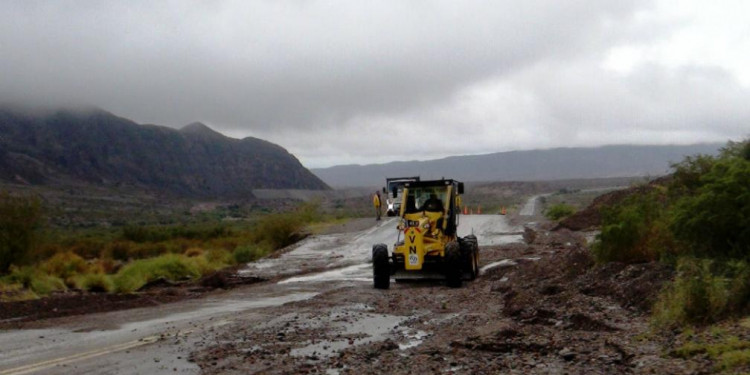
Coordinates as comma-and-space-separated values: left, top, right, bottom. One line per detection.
0, 106, 329, 196
312, 144, 724, 187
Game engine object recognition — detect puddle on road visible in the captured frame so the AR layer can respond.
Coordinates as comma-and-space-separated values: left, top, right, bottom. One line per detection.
287, 306, 437, 360
120, 292, 319, 333
290, 312, 408, 358
278, 264, 371, 285
398, 329, 429, 350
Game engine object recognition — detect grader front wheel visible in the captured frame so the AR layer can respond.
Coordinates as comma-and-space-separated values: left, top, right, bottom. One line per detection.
462, 234, 479, 280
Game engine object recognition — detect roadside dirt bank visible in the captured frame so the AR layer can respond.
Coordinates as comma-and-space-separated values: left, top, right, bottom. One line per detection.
0, 270, 266, 329
189, 223, 712, 375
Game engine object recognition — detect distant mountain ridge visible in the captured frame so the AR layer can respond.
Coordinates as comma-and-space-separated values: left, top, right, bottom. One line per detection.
311, 143, 724, 188
0, 106, 329, 196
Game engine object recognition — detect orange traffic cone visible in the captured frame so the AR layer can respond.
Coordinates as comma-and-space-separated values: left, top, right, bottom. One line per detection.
463, 206, 468, 215
501, 207, 507, 215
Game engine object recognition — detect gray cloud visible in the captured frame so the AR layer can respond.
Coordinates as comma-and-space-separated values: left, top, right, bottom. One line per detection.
1, 0, 747, 167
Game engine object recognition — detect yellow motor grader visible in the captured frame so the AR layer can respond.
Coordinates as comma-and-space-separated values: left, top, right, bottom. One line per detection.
372, 179, 478, 289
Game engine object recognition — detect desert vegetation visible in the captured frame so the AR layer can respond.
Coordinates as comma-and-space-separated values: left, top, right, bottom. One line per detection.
589, 139, 750, 371
0, 192, 43, 274
544, 202, 577, 221
593, 140, 749, 322
0, 198, 324, 300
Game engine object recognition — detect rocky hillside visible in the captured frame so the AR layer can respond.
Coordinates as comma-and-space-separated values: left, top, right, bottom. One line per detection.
0, 106, 329, 196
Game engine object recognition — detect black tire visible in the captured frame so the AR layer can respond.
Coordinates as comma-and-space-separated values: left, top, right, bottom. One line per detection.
445, 241, 462, 288
464, 235, 479, 280
373, 244, 390, 289
466, 250, 478, 281
459, 235, 479, 281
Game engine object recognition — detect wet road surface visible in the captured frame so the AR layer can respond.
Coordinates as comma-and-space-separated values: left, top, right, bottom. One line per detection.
0, 212, 526, 375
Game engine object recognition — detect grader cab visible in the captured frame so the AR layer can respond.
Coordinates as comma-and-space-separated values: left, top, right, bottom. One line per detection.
372, 179, 478, 289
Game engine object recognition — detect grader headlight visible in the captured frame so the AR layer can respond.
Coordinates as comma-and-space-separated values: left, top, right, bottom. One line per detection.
397, 219, 405, 231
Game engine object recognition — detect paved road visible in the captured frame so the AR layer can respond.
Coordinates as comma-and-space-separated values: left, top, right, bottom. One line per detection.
0, 213, 524, 375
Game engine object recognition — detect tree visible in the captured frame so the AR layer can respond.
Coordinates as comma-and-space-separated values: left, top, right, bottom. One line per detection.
671, 155, 750, 258
0, 192, 43, 274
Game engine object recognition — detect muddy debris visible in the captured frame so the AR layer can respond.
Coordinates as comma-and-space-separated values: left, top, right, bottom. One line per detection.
189, 227, 705, 375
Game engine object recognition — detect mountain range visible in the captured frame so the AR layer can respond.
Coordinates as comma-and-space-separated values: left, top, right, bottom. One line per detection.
0, 106, 329, 197
311, 143, 725, 188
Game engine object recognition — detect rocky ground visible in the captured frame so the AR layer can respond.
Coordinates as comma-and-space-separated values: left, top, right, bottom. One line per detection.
187, 223, 710, 375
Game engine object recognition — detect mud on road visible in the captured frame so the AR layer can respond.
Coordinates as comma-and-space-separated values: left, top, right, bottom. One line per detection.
0, 213, 708, 374
193, 225, 695, 375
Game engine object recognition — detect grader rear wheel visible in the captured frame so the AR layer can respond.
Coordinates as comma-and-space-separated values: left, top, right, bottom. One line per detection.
372, 244, 390, 289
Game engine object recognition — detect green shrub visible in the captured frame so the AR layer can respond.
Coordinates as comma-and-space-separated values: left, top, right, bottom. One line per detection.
184, 247, 204, 257
646, 141, 750, 328
670, 157, 750, 259
544, 203, 576, 221
0, 192, 43, 274
69, 238, 106, 259
129, 242, 168, 259
718, 348, 750, 371
3, 266, 66, 296
121, 225, 169, 243
203, 248, 234, 269
73, 273, 114, 293
596, 139, 749, 266
0, 282, 37, 301
669, 154, 718, 197
652, 258, 726, 327
121, 224, 231, 243
233, 244, 269, 263
671, 330, 750, 373
653, 258, 750, 328
104, 241, 135, 261
297, 200, 322, 223
593, 190, 673, 263
112, 254, 203, 293
93, 257, 121, 274
253, 213, 304, 250
40, 251, 89, 279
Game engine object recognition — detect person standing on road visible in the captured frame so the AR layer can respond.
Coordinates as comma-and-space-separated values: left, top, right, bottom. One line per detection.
373, 191, 382, 221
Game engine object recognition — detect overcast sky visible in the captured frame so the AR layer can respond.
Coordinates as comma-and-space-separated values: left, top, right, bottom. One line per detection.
1, 1, 748, 168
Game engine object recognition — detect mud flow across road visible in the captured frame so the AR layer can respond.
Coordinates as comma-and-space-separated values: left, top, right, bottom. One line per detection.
1, 204, 688, 374
0, 214, 522, 375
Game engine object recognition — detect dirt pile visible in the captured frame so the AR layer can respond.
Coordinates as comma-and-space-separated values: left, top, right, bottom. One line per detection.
555, 184, 655, 231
